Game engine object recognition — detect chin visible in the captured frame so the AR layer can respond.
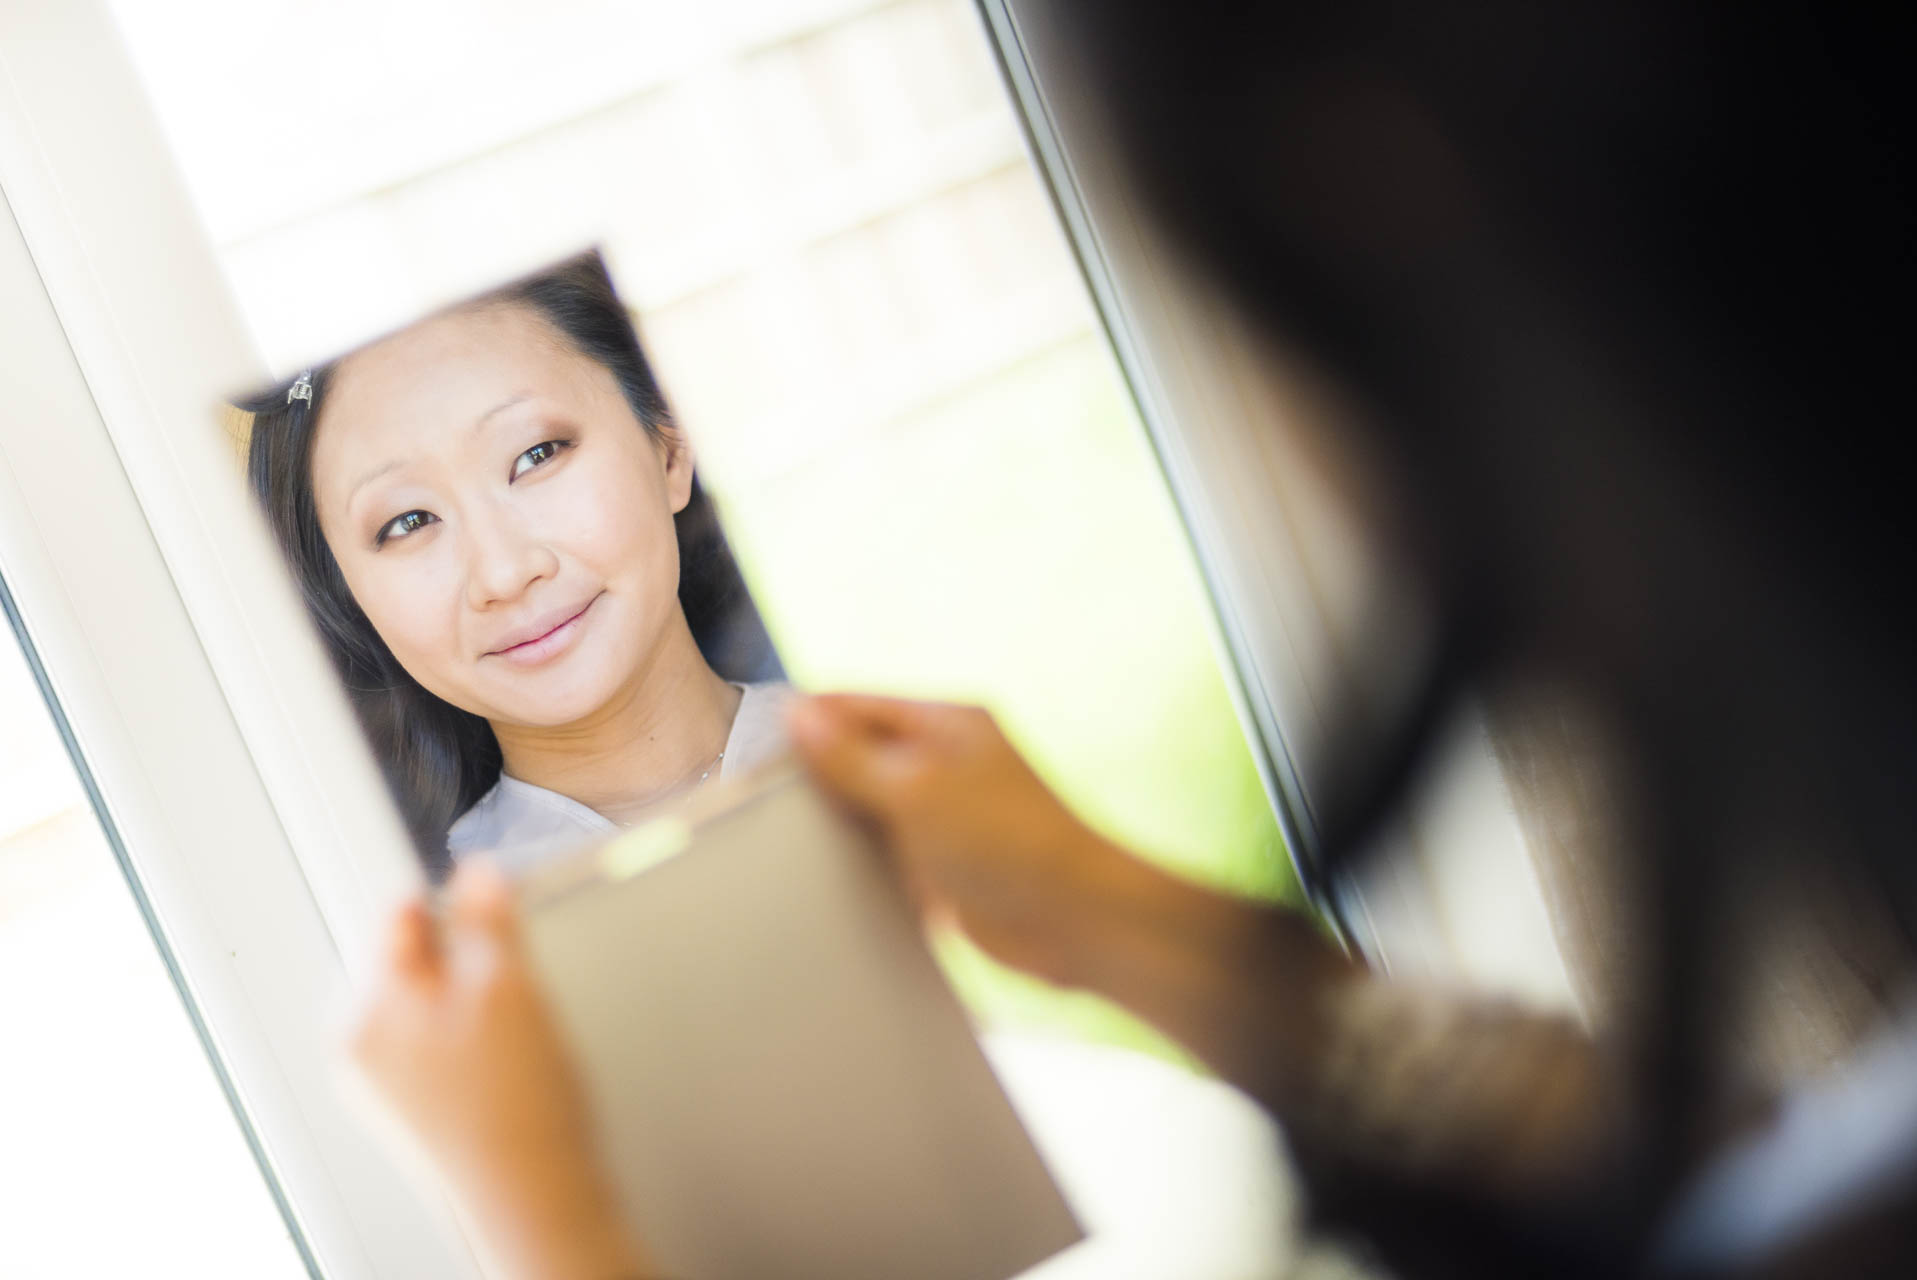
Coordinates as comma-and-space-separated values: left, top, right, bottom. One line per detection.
486, 663, 625, 728
497, 687, 617, 729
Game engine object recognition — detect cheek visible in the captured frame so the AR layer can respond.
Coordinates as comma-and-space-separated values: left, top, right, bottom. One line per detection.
341, 554, 467, 687
543, 453, 680, 593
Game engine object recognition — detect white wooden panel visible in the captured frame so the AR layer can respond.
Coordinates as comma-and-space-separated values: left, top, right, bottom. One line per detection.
0, 2, 489, 1273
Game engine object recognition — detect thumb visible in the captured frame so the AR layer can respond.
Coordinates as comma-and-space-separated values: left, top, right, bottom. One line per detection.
444, 859, 519, 969
386, 897, 444, 988
789, 697, 916, 819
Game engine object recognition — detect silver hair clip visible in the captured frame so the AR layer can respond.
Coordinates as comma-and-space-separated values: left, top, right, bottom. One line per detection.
287, 370, 314, 405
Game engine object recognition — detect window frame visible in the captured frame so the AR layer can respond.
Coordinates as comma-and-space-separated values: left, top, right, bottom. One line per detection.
974, 0, 1576, 1006
0, 0, 1578, 1272
972, 0, 1345, 930
0, 3, 485, 1275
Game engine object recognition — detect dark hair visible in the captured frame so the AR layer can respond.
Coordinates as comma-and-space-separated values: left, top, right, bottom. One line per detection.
242, 252, 779, 874
1068, 0, 1916, 1271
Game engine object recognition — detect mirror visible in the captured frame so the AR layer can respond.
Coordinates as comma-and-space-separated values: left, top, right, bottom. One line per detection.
228, 251, 784, 874
143, 0, 1297, 1053
114, 6, 1314, 1267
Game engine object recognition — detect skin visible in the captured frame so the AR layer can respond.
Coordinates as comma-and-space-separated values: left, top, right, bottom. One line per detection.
349, 695, 1374, 1278
311, 302, 741, 822
350, 864, 652, 1279
785, 696, 1364, 1113
323, 313, 1603, 1272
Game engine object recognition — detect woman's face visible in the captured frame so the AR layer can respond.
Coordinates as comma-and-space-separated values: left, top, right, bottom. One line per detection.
310, 302, 693, 730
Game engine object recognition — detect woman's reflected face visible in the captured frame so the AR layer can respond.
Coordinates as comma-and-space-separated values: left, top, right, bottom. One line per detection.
310, 302, 693, 729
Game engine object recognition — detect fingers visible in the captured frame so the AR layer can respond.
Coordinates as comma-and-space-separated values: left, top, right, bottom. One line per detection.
788, 697, 923, 815
377, 896, 444, 993
799, 692, 934, 738
447, 859, 516, 939
354, 897, 442, 1065
443, 859, 522, 983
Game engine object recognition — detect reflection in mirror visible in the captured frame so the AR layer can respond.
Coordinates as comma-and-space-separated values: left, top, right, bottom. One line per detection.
156, 0, 1299, 1069
27, 4, 1332, 1271
231, 252, 783, 876
217, 245, 1304, 1275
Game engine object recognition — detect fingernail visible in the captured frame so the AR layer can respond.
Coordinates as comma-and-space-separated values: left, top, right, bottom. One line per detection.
787, 699, 832, 747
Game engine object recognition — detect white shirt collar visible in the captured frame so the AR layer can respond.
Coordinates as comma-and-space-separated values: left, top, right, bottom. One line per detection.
447, 681, 794, 873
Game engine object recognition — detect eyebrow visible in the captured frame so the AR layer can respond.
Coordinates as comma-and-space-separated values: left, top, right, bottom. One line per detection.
344, 393, 535, 505
474, 393, 532, 432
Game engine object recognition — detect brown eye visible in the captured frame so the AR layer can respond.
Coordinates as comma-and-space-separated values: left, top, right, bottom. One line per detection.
510, 439, 568, 481
375, 509, 437, 547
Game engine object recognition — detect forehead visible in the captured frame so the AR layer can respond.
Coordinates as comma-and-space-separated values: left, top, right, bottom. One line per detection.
315, 302, 608, 466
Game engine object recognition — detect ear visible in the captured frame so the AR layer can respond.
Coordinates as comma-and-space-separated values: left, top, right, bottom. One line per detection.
659, 422, 696, 515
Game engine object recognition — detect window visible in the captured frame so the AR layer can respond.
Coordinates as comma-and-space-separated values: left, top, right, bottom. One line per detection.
1, 3, 1428, 1274
103, 0, 1301, 1053
0, 581, 308, 1277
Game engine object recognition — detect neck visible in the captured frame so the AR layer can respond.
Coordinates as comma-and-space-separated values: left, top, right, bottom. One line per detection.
490, 608, 743, 825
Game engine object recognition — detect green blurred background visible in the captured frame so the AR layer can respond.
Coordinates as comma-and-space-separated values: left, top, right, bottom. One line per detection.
717, 334, 1303, 1061
159, 0, 1311, 1062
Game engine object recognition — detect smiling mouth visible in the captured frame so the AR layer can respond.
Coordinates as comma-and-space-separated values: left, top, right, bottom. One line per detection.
487, 593, 603, 664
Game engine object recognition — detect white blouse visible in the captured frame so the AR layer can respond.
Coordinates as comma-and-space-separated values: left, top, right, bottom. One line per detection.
445, 681, 796, 873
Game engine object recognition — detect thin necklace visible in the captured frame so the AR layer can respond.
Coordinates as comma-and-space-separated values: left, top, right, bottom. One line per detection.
612, 748, 726, 829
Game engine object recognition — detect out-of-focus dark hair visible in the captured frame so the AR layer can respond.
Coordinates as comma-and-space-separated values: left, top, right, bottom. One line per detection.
1054, 0, 1914, 1273
240, 252, 779, 873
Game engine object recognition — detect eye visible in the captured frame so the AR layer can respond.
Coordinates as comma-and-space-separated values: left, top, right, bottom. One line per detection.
374, 509, 438, 547
510, 439, 570, 481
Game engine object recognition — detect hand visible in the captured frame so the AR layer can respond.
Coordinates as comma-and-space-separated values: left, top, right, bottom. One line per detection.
788, 694, 1149, 987
789, 693, 1357, 1115
347, 861, 650, 1280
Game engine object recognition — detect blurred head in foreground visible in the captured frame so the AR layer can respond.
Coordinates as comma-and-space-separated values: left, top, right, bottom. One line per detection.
1059, 0, 1914, 1269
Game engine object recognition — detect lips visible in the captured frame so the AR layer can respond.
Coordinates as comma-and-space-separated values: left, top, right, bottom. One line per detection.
485, 593, 602, 661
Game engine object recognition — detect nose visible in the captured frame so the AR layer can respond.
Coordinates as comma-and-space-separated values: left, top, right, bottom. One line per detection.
462, 504, 559, 611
